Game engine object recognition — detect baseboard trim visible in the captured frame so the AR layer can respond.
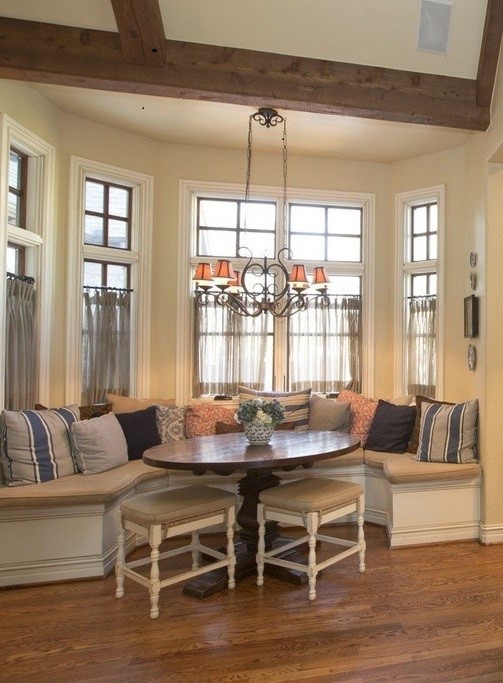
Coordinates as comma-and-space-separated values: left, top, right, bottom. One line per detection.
388, 521, 480, 548
479, 524, 503, 545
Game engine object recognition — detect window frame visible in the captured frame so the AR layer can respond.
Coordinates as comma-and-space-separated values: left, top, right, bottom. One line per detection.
177, 180, 375, 405
394, 185, 445, 399
0, 114, 55, 408
66, 156, 154, 404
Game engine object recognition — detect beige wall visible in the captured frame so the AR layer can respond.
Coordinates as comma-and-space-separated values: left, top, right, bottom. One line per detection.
4, 71, 503, 532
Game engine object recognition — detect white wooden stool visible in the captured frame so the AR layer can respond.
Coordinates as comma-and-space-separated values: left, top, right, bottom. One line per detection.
256, 478, 365, 600
115, 485, 237, 618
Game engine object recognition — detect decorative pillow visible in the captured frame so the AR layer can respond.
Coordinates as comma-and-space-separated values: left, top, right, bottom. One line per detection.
115, 406, 161, 460
106, 393, 175, 414
415, 399, 478, 463
215, 420, 297, 434
185, 404, 235, 438
337, 390, 378, 446
308, 394, 351, 432
365, 400, 417, 453
238, 386, 311, 430
79, 403, 113, 421
0, 405, 80, 486
406, 395, 454, 454
155, 405, 187, 443
71, 412, 128, 475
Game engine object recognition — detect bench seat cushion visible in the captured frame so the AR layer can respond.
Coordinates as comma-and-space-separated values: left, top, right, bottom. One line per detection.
0, 461, 169, 508
384, 458, 481, 484
312, 448, 365, 468
363, 450, 407, 469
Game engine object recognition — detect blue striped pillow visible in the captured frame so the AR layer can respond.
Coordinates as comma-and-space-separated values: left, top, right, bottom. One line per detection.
238, 386, 311, 430
416, 399, 478, 463
0, 406, 80, 486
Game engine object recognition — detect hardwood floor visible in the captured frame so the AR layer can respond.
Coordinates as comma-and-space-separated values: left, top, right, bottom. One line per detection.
2, 524, 503, 682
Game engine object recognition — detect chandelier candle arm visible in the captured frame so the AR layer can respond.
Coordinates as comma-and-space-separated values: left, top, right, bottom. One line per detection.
192, 106, 336, 318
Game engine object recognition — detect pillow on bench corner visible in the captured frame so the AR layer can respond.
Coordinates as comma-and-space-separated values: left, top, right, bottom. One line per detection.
415, 398, 479, 464
0, 405, 80, 486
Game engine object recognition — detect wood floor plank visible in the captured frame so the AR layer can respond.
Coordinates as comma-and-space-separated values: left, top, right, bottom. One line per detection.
2, 524, 503, 682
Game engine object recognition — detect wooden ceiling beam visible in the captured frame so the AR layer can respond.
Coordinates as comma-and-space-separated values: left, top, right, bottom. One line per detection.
476, 0, 503, 108
0, 16, 490, 131
110, 0, 166, 66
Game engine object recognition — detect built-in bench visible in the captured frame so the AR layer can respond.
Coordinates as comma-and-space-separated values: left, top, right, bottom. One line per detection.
0, 432, 482, 587
0, 461, 170, 587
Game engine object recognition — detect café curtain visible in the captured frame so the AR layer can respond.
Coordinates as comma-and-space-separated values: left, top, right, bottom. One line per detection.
5, 276, 36, 409
82, 288, 131, 404
193, 299, 269, 397
406, 295, 436, 397
289, 295, 362, 393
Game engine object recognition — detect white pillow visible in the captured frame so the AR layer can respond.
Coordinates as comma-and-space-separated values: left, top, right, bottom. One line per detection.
71, 412, 128, 475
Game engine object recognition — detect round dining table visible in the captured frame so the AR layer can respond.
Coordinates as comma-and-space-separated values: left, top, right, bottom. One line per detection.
143, 429, 360, 598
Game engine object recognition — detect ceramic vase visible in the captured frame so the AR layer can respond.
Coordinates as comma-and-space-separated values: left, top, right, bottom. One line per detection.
243, 421, 275, 445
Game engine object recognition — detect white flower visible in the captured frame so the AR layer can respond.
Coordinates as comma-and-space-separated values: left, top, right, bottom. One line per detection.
254, 409, 273, 426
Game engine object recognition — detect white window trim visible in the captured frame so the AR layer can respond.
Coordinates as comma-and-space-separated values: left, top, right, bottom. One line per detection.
66, 156, 153, 404
0, 114, 55, 408
394, 185, 445, 399
177, 179, 375, 405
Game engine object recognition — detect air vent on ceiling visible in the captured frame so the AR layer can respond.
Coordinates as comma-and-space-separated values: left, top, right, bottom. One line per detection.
418, 0, 452, 54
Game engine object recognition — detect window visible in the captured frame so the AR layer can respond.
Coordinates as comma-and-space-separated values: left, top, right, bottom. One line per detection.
66, 157, 153, 405
396, 187, 444, 399
0, 116, 55, 409
8, 148, 27, 228
179, 181, 375, 403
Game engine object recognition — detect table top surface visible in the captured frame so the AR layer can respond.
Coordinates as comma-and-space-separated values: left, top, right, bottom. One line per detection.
143, 430, 360, 475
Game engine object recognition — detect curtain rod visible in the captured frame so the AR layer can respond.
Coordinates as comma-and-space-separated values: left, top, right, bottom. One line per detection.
6, 272, 35, 284
83, 285, 133, 293
406, 294, 436, 299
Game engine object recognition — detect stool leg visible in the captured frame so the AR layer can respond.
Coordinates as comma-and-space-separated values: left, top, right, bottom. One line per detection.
227, 506, 236, 589
191, 531, 200, 570
306, 512, 319, 601
115, 525, 126, 598
357, 494, 366, 573
256, 503, 265, 587
149, 525, 162, 619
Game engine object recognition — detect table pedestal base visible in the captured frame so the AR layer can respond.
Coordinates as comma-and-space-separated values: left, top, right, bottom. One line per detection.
182, 538, 308, 599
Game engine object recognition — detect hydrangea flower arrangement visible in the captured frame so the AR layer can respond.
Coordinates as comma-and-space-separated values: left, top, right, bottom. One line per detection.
235, 398, 285, 427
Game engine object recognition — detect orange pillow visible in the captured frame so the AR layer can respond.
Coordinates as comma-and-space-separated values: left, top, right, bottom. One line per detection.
338, 390, 378, 446
185, 404, 236, 437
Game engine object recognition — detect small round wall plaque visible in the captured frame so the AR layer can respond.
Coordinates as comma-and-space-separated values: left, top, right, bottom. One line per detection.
468, 344, 477, 371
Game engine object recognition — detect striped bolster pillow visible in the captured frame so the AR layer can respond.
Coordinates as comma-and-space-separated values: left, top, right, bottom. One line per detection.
0, 406, 80, 486
416, 399, 478, 464
238, 386, 312, 431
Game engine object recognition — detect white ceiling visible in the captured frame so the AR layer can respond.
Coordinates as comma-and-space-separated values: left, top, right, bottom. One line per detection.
0, 0, 489, 162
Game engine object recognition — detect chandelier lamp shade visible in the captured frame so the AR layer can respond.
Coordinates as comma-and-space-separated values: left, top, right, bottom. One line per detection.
193, 107, 332, 318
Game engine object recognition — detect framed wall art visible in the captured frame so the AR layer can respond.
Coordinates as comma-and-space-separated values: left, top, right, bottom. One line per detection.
464, 295, 479, 338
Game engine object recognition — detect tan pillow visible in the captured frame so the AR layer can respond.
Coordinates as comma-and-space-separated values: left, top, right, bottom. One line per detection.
106, 393, 175, 414
308, 394, 351, 431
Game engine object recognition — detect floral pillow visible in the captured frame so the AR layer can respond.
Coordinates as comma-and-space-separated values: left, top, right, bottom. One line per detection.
338, 390, 378, 446
185, 404, 236, 438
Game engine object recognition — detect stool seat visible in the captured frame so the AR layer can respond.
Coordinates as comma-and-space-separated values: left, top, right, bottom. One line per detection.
259, 478, 363, 513
257, 477, 365, 601
115, 485, 236, 618
121, 485, 236, 526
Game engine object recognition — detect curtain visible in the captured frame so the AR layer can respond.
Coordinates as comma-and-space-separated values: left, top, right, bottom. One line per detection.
193, 299, 270, 397
82, 289, 131, 404
289, 296, 362, 393
5, 277, 36, 409
406, 295, 436, 397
